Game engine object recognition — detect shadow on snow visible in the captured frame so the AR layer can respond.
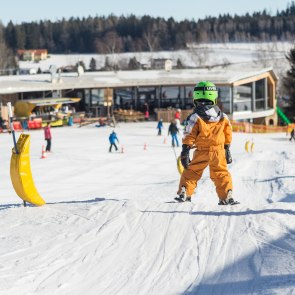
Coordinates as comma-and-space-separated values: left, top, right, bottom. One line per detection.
0, 197, 120, 210
142, 208, 295, 216
184, 274, 295, 295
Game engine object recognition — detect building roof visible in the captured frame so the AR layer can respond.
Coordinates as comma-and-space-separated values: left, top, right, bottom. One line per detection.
0, 67, 278, 95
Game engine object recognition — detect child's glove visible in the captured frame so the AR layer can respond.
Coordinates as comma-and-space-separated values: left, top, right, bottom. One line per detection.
225, 144, 232, 164
180, 144, 191, 169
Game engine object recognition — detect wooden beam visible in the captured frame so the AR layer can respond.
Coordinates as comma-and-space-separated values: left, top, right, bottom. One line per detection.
232, 72, 274, 86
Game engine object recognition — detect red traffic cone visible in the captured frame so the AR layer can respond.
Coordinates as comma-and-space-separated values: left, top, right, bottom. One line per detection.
163, 137, 167, 144
144, 143, 147, 150
41, 145, 47, 159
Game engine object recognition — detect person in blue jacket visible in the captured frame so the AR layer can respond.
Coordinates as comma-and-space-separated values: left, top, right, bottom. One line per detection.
168, 120, 179, 147
157, 118, 163, 135
109, 130, 119, 152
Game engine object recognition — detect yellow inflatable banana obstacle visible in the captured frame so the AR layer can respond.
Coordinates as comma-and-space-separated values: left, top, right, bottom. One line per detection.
10, 134, 45, 206
250, 141, 255, 152
245, 140, 255, 153
245, 140, 250, 152
177, 156, 184, 175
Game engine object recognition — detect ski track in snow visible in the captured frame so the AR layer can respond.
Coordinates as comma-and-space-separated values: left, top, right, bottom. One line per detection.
0, 123, 295, 295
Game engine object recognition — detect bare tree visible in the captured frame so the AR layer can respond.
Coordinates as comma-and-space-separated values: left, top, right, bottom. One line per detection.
143, 31, 159, 52
254, 41, 281, 68
142, 20, 160, 52
188, 43, 210, 68
102, 31, 123, 71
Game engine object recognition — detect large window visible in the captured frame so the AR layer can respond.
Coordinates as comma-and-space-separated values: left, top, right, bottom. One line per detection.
255, 79, 266, 110
91, 89, 104, 106
115, 88, 134, 109
138, 87, 157, 112
85, 89, 104, 106
218, 86, 231, 114
184, 86, 194, 109
161, 86, 181, 108
233, 83, 252, 112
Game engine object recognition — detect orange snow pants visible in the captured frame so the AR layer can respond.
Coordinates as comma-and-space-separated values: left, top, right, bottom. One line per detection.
177, 145, 232, 200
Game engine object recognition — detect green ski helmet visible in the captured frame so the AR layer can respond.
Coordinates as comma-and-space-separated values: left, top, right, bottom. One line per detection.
193, 81, 218, 105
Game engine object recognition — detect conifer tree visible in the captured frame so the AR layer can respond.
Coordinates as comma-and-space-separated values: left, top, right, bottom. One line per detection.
89, 57, 97, 71
283, 45, 295, 110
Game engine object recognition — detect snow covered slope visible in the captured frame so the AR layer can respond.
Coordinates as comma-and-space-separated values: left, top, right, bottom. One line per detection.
0, 122, 294, 295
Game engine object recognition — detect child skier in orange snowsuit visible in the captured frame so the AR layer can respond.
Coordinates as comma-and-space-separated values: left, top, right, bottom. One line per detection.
176, 81, 237, 205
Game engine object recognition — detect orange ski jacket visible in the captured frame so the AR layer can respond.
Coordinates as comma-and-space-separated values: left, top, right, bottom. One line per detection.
182, 112, 232, 149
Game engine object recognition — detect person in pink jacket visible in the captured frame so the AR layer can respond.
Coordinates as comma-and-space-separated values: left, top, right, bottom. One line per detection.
44, 122, 52, 152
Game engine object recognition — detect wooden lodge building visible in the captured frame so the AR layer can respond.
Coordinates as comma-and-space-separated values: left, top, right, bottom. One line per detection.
0, 67, 278, 125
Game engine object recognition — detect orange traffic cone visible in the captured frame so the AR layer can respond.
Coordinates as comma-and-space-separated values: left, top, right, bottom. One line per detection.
144, 143, 147, 150
41, 145, 47, 159
163, 137, 167, 144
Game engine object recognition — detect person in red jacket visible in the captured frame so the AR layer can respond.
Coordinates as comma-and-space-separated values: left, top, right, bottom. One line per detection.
174, 109, 181, 128
44, 122, 52, 152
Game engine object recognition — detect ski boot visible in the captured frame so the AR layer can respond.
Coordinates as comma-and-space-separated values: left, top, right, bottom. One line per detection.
175, 187, 191, 202
218, 190, 239, 205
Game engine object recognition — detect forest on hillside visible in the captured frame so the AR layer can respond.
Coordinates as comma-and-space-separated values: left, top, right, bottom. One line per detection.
1, 2, 295, 74
2, 2, 295, 55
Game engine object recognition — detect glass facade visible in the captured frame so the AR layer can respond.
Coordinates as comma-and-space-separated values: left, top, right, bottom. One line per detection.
82, 77, 270, 116
218, 86, 231, 114
232, 78, 268, 113
85, 89, 105, 106
114, 88, 134, 109
184, 86, 194, 109
160, 86, 181, 108
255, 79, 266, 110
233, 83, 252, 112
138, 87, 157, 112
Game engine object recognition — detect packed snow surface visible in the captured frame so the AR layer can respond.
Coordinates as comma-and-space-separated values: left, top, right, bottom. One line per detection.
0, 122, 294, 295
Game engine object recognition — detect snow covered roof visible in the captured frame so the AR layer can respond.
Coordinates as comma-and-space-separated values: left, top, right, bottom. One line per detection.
0, 67, 277, 94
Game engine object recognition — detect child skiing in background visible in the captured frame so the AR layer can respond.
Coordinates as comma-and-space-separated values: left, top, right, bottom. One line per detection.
44, 122, 52, 152
175, 81, 238, 205
157, 119, 163, 135
168, 120, 179, 147
109, 130, 119, 152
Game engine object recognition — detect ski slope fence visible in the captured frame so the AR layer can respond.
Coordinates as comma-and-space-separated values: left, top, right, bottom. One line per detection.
231, 121, 295, 133
155, 109, 294, 134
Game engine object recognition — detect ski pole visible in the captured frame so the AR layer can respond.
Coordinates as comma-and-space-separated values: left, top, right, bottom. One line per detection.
7, 102, 19, 154
7, 103, 26, 207
172, 145, 178, 161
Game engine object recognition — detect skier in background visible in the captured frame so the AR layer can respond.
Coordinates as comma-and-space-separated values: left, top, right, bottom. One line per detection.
168, 120, 179, 147
0, 116, 4, 129
157, 118, 163, 136
174, 109, 182, 129
44, 122, 52, 152
144, 110, 150, 121
143, 102, 149, 121
175, 81, 238, 205
109, 130, 119, 152
290, 128, 295, 141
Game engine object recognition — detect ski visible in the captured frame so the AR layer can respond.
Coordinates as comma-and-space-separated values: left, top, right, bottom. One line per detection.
174, 197, 191, 203
173, 198, 240, 205
218, 200, 240, 205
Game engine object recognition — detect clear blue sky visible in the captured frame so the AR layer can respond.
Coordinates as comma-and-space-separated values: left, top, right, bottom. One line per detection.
0, 0, 292, 25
